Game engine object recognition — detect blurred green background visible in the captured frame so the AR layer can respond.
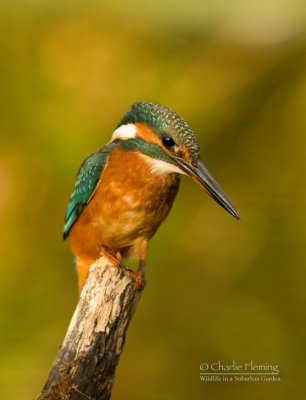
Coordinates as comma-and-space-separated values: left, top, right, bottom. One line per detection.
1, 0, 306, 399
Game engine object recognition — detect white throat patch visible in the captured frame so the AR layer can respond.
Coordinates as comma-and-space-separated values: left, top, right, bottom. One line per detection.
140, 154, 185, 176
111, 123, 137, 141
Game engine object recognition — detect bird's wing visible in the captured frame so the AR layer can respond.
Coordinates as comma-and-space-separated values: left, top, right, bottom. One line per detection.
63, 142, 116, 239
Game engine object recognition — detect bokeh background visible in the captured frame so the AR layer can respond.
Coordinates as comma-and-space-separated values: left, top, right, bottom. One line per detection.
1, 0, 306, 399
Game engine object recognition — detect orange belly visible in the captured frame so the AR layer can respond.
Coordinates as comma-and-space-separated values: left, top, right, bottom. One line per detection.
69, 148, 180, 289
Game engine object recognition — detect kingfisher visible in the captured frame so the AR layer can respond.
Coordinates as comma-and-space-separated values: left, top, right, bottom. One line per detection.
63, 102, 240, 293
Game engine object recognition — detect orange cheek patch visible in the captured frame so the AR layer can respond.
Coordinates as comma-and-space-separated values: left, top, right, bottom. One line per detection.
135, 122, 161, 145
135, 123, 193, 165
178, 146, 192, 162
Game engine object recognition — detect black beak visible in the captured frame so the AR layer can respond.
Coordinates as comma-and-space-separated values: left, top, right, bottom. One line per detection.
176, 158, 241, 220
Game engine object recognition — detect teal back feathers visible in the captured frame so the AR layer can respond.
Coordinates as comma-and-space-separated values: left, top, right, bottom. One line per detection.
63, 142, 116, 239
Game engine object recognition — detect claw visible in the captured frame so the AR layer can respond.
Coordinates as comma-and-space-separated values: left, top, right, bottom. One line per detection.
128, 259, 146, 290
98, 245, 125, 270
128, 270, 146, 290
97, 245, 146, 289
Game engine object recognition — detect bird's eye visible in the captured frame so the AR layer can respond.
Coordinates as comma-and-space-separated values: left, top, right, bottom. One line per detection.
162, 134, 176, 148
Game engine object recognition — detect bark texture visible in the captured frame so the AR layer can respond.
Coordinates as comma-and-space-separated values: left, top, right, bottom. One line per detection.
37, 258, 143, 400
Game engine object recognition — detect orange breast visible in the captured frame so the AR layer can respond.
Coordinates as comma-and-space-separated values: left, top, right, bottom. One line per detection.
69, 147, 180, 261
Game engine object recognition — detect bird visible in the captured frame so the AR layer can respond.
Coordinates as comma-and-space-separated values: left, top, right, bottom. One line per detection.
63, 102, 240, 293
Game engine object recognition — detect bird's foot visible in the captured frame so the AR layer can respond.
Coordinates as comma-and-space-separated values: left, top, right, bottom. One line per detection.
128, 270, 146, 290
98, 245, 125, 271
98, 245, 145, 290
128, 259, 146, 290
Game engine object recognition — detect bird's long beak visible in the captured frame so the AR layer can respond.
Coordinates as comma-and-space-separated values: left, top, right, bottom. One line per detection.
176, 158, 241, 220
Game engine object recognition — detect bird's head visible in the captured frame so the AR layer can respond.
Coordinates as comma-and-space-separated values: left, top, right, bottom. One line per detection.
112, 102, 240, 220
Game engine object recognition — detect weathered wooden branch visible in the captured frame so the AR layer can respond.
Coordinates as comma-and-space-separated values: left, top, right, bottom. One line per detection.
36, 258, 143, 400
